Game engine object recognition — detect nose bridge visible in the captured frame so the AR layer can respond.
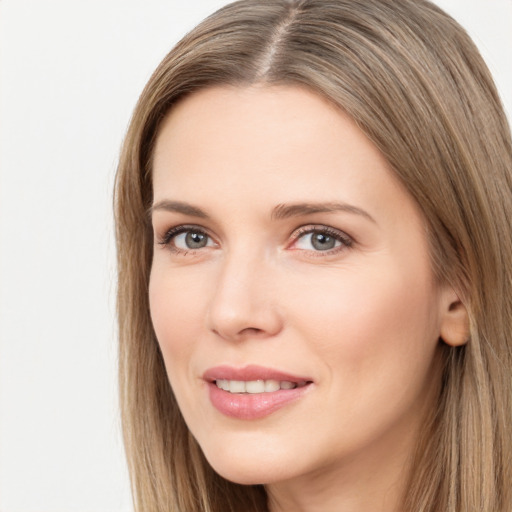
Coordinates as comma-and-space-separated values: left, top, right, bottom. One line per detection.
207, 245, 281, 340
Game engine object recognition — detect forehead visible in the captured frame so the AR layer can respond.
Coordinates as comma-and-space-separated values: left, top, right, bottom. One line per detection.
151, 85, 418, 226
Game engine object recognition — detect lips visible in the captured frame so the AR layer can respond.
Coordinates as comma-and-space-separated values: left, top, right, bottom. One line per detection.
203, 365, 313, 420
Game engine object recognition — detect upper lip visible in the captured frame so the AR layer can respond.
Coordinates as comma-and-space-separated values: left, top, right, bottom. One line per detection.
203, 364, 313, 383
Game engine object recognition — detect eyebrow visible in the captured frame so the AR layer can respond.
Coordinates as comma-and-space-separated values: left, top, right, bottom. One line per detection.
150, 199, 376, 224
271, 201, 376, 223
150, 200, 209, 218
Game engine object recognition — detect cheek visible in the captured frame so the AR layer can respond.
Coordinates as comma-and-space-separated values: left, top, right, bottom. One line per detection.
148, 263, 215, 431
285, 263, 441, 392
276, 265, 443, 462
149, 264, 208, 369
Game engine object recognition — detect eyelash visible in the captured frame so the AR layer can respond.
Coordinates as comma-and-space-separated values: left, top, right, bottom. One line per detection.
157, 225, 213, 255
157, 224, 354, 256
290, 225, 354, 256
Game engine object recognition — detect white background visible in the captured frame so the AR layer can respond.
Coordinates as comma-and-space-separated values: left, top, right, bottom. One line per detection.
0, 1, 510, 511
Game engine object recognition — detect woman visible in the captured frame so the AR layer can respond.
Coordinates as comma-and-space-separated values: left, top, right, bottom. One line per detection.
114, 0, 512, 510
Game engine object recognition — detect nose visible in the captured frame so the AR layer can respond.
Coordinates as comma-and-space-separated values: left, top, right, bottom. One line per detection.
206, 252, 283, 342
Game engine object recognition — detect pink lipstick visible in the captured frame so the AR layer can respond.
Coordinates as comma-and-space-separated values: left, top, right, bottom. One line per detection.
203, 365, 313, 420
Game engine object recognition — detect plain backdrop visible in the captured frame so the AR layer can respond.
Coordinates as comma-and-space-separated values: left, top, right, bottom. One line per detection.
0, 1, 510, 511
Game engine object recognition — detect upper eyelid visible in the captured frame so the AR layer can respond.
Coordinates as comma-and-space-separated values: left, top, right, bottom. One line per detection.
288, 225, 354, 253
157, 224, 213, 245
291, 224, 353, 240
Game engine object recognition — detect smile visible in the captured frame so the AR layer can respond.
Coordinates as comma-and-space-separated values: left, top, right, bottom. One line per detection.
204, 365, 313, 419
215, 379, 308, 393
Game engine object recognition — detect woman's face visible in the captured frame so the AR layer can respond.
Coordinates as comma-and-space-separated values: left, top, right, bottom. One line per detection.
149, 86, 457, 489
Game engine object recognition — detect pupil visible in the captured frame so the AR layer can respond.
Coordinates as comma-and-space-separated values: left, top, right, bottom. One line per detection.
312, 233, 335, 250
185, 231, 207, 248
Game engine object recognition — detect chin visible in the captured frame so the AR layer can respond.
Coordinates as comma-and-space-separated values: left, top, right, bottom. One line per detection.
200, 440, 297, 485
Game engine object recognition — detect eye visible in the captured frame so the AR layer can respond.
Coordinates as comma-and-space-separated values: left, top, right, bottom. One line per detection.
296, 231, 340, 251
174, 230, 210, 249
159, 226, 216, 253
291, 226, 353, 253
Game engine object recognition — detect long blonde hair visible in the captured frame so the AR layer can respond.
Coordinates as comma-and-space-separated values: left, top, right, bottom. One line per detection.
114, 1, 512, 510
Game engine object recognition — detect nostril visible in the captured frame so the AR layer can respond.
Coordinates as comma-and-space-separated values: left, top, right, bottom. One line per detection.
212, 326, 265, 341
240, 327, 264, 336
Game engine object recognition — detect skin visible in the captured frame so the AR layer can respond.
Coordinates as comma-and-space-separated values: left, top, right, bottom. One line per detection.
149, 85, 467, 512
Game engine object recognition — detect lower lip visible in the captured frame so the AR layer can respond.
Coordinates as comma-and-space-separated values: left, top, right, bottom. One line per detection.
207, 382, 311, 420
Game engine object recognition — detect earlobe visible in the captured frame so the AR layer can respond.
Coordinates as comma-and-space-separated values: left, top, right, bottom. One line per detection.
439, 289, 469, 347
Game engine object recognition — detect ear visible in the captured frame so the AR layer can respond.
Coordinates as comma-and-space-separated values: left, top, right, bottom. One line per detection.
439, 287, 469, 347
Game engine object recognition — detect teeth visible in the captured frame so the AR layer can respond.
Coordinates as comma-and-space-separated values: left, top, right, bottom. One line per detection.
264, 379, 280, 392
230, 380, 246, 393
215, 379, 303, 394
246, 380, 265, 393
217, 379, 229, 391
